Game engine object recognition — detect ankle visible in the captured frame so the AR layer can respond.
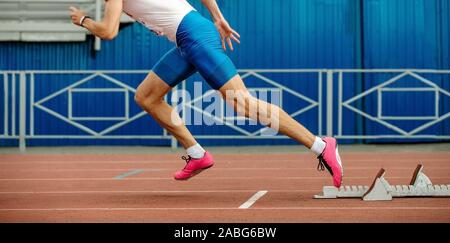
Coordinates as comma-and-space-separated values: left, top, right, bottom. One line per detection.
186, 143, 206, 159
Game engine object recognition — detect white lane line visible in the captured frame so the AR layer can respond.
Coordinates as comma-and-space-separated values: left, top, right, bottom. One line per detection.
0, 189, 315, 194
239, 190, 268, 209
115, 169, 146, 180
0, 169, 169, 172
0, 158, 448, 164
1, 206, 449, 212
1, 176, 450, 181
2, 167, 450, 172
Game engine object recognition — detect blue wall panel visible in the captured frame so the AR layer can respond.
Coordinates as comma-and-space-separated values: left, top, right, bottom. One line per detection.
361, 0, 450, 142
0, 0, 449, 146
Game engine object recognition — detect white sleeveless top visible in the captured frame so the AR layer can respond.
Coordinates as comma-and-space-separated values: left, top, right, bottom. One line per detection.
122, 0, 195, 42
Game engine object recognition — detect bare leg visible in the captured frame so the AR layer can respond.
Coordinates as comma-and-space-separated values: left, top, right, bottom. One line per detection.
219, 75, 316, 148
219, 76, 342, 188
134, 71, 197, 149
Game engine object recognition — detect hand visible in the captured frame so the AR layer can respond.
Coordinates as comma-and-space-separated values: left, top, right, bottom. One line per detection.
214, 19, 240, 51
69, 6, 87, 26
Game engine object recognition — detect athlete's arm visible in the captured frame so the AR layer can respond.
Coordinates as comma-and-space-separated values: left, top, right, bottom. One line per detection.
200, 0, 240, 51
69, 0, 122, 40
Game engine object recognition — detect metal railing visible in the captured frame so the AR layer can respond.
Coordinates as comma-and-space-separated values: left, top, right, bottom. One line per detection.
335, 70, 450, 140
1, 69, 449, 152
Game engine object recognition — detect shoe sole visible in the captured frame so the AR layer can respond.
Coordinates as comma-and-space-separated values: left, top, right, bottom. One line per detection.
174, 164, 214, 181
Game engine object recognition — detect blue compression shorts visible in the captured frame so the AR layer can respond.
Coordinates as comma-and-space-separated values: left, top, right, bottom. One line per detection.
152, 10, 238, 90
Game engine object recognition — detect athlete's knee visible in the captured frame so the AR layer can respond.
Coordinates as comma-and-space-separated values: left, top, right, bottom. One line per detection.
134, 90, 148, 108
134, 87, 162, 112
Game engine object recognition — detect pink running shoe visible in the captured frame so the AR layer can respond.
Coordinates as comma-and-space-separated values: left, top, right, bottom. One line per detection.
317, 137, 343, 188
174, 152, 214, 180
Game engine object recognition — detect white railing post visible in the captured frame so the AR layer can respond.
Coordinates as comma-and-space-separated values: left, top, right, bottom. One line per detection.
94, 0, 102, 51
30, 72, 34, 136
318, 71, 323, 136
11, 74, 15, 137
3, 72, 8, 137
338, 71, 343, 136
326, 70, 334, 137
19, 72, 26, 153
170, 85, 178, 150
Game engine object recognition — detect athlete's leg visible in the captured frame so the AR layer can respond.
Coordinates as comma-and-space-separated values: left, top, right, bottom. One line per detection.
134, 71, 197, 149
135, 47, 214, 181
219, 75, 316, 148
218, 74, 342, 187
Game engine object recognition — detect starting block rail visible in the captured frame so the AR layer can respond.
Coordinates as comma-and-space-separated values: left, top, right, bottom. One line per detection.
314, 164, 450, 201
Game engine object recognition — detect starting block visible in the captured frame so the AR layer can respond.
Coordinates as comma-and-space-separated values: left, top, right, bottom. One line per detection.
314, 164, 450, 201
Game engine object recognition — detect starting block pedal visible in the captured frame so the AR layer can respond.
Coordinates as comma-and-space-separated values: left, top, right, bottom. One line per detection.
314, 164, 450, 201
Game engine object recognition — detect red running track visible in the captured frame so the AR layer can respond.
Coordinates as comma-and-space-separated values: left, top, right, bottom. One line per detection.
0, 152, 449, 222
